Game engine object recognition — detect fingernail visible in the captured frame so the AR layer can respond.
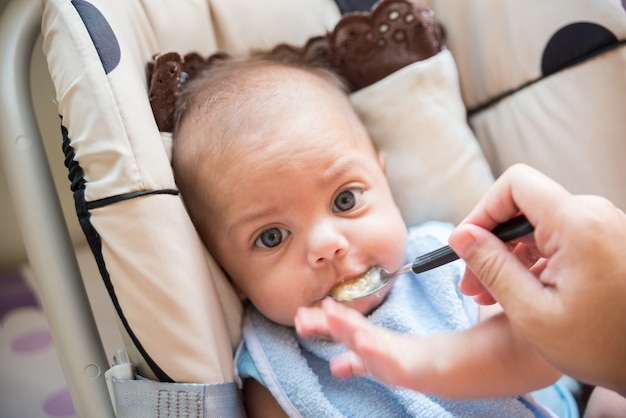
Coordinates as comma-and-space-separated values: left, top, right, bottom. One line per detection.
449, 226, 476, 258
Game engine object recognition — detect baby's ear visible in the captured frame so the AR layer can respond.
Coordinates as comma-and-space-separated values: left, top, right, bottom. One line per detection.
377, 150, 387, 174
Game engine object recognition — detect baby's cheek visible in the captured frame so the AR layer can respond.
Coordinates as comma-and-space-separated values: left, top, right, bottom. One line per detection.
384, 220, 408, 265
253, 290, 304, 327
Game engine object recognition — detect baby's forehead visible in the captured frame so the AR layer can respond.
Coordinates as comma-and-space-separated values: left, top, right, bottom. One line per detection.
191, 64, 341, 125
195, 64, 353, 131
186, 59, 371, 171
238, 58, 348, 96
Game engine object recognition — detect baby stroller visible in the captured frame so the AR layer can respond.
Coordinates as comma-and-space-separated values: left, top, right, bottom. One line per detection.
1, 0, 625, 416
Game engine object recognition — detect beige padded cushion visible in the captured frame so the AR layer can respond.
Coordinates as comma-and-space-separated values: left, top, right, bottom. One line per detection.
351, 49, 493, 226
427, 0, 626, 211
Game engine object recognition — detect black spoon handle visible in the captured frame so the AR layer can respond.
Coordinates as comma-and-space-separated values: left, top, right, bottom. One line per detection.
411, 215, 534, 274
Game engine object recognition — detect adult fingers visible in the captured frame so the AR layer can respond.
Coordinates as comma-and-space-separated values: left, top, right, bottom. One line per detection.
459, 164, 570, 238
449, 223, 554, 320
457, 238, 543, 305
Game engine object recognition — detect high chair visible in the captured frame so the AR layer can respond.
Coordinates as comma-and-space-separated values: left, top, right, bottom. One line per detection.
1, 0, 625, 416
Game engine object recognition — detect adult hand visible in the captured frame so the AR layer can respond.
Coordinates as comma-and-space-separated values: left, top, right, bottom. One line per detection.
448, 164, 626, 394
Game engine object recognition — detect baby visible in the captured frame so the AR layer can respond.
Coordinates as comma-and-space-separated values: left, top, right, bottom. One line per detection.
172, 50, 571, 417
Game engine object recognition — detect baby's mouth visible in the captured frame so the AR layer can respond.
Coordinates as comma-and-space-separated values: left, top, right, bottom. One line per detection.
329, 266, 381, 302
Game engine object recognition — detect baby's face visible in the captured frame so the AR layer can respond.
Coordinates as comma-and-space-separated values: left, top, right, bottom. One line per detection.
197, 69, 408, 326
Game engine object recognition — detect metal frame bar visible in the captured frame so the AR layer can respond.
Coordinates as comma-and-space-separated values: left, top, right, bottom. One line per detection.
0, 0, 114, 415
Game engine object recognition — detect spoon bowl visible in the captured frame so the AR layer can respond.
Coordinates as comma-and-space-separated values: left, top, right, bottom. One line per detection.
330, 264, 412, 302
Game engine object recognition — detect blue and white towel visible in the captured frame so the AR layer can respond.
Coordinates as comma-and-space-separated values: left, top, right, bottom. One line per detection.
238, 223, 556, 417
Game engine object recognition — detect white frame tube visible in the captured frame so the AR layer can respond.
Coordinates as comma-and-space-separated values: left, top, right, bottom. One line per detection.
0, 0, 114, 415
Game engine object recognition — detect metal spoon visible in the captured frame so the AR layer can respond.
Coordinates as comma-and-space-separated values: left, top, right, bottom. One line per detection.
330, 215, 534, 302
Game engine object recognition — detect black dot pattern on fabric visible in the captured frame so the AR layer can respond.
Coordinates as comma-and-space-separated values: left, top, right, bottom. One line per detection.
542, 22, 618, 76
71, 0, 121, 74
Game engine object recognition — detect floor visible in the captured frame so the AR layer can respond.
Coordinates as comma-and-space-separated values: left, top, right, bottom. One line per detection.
0, 246, 122, 418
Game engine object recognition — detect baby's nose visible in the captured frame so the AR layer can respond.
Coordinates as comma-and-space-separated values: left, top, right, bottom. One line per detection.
306, 221, 349, 267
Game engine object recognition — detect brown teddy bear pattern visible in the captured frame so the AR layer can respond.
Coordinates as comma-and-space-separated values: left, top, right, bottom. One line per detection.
147, 0, 445, 133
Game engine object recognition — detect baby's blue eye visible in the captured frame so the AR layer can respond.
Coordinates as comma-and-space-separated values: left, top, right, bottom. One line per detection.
255, 227, 290, 248
333, 188, 363, 212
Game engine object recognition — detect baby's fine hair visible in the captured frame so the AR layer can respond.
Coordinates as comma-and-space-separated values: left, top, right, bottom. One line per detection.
172, 46, 348, 138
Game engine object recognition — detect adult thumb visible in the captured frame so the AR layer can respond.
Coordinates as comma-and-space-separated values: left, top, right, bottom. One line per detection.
449, 224, 547, 316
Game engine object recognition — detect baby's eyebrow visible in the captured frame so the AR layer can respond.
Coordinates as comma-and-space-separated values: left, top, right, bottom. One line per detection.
319, 156, 363, 183
227, 206, 282, 238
